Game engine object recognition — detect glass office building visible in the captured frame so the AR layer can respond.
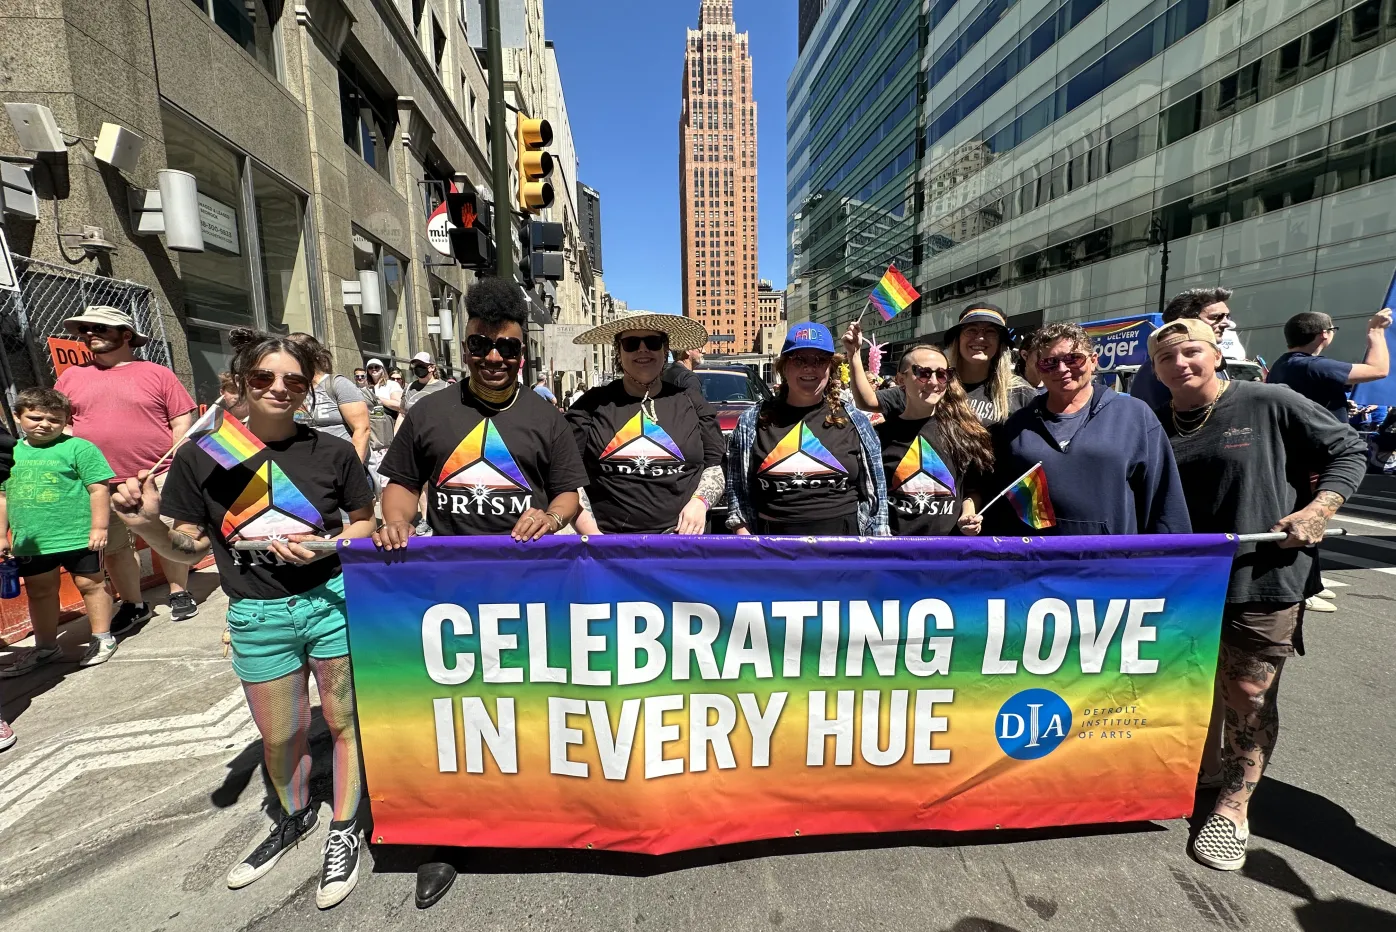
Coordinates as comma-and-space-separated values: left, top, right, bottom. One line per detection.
789, 0, 1396, 365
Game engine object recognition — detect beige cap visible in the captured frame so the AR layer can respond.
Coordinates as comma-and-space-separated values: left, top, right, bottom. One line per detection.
1148, 318, 1219, 361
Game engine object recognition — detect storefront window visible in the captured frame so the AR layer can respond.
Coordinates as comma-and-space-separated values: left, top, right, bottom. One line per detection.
252, 166, 313, 335
163, 112, 255, 328
186, 323, 237, 407
383, 253, 412, 360
189, 0, 281, 77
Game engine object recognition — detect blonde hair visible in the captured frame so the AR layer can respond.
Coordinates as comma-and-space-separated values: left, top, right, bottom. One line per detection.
946, 337, 1019, 425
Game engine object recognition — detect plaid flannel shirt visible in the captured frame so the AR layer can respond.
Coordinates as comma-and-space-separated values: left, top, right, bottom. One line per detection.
724, 403, 890, 536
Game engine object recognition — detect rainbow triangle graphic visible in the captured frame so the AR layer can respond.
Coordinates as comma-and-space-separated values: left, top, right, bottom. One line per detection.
221, 461, 325, 541
892, 437, 956, 497
758, 423, 847, 476
600, 411, 685, 462
438, 419, 530, 491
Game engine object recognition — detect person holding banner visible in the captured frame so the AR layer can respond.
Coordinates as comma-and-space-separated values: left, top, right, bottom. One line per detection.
568, 313, 725, 535
375, 278, 587, 548
876, 345, 994, 536
1149, 318, 1366, 872
992, 322, 1189, 535
727, 323, 889, 536
110, 330, 376, 909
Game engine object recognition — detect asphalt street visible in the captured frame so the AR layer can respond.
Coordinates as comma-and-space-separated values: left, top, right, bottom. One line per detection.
1, 516, 1393, 932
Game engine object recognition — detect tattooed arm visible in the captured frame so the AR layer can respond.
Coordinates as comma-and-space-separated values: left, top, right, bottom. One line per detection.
1270, 490, 1343, 549
110, 469, 213, 564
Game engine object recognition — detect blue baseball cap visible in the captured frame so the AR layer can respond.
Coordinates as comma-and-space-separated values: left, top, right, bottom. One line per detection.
781, 322, 835, 356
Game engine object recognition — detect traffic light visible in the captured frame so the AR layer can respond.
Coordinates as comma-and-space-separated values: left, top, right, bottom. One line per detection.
444, 189, 494, 269
520, 220, 564, 285
516, 116, 555, 212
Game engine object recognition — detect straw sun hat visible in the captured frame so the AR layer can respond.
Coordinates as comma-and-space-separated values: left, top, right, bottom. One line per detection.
572, 312, 708, 352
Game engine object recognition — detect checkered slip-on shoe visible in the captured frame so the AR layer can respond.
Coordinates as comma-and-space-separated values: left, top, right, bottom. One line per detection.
1191, 813, 1249, 871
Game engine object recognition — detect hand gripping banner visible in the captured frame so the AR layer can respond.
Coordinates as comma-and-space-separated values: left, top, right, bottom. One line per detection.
340, 534, 1235, 855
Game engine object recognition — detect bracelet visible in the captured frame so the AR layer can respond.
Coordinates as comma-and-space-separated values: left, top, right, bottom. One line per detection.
691, 494, 710, 509
545, 511, 565, 531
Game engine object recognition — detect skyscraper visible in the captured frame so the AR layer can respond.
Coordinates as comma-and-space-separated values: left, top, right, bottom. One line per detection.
680, 0, 759, 355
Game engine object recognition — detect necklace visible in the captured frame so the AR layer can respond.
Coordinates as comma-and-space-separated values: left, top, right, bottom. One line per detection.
468, 378, 520, 411
623, 374, 663, 421
1170, 381, 1229, 436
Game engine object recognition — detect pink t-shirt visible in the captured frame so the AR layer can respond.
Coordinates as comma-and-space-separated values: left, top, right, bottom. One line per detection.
55, 361, 196, 481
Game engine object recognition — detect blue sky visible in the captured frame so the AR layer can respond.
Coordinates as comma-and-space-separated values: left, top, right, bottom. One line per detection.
547, 1, 796, 314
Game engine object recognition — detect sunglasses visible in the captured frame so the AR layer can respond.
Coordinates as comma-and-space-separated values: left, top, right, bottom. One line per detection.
354, 373, 366, 380
910, 364, 954, 384
247, 368, 311, 394
76, 323, 118, 336
466, 334, 524, 360
1036, 352, 1090, 373
619, 335, 667, 353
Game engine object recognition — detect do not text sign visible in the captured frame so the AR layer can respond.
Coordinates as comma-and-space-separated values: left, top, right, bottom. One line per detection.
340, 535, 1233, 855
47, 337, 93, 377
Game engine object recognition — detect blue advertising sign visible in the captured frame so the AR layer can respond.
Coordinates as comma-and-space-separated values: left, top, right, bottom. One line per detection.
1080, 314, 1164, 369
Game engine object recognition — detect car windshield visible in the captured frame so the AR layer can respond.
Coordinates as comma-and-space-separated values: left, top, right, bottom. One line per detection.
697, 369, 763, 403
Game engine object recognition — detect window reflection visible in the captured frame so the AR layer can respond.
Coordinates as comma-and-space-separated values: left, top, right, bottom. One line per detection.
252, 167, 313, 335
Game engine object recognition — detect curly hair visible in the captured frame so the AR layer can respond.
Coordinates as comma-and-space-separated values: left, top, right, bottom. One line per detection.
897, 346, 994, 474
466, 276, 528, 326
763, 352, 849, 430
228, 328, 318, 404
1030, 321, 1093, 357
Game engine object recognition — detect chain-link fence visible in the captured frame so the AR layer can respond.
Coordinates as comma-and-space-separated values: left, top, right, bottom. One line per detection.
0, 254, 173, 426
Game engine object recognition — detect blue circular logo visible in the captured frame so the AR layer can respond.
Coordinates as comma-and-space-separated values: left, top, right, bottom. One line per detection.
995, 689, 1073, 760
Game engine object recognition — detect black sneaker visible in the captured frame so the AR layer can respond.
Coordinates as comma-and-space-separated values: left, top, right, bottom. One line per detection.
109, 601, 153, 635
315, 819, 361, 909
226, 806, 318, 889
169, 591, 199, 622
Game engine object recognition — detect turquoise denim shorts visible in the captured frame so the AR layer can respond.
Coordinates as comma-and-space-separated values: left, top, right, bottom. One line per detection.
226, 574, 350, 684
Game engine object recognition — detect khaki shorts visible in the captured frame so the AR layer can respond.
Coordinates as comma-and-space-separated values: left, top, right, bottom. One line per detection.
106, 471, 178, 554
1221, 601, 1305, 658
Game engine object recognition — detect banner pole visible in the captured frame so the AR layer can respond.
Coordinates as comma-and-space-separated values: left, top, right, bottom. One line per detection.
979, 462, 1043, 516
854, 298, 871, 330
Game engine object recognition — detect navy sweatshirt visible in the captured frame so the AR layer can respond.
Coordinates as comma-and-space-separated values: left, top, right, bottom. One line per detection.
992, 386, 1192, 536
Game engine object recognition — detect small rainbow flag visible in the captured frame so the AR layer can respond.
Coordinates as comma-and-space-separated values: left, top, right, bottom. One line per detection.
185, 405, 264, 470
1004, 463, 1056, 530
869, 265, 920, 321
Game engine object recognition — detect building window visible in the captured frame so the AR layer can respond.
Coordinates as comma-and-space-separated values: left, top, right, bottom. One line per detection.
188, 0, 281, 77
352, 232, 413, 362
163, 109, 320, 402
339, 60, 395, 181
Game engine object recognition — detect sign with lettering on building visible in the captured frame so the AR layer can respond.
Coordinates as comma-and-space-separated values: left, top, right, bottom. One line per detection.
198, 194, 240, 255
47, 337, 93, 376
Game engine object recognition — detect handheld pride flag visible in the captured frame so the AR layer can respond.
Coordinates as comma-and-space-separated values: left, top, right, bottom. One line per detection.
982, 462, 1057, 530
184, 405, 265, 470
868, 265, 920, 321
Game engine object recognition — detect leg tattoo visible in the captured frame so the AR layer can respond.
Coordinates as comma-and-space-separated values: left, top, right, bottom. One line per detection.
1214, 643, 1283, 822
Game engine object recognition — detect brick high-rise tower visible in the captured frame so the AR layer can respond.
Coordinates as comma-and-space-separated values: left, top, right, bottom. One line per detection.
680, 0, 758, 355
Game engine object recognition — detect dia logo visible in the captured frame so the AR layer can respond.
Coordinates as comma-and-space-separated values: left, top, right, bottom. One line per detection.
995, 689, 1072, 760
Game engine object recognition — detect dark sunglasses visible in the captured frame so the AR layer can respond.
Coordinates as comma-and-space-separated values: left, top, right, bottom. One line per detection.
619, 335, 667, 353
247, 368, 311, 394
354, 373, 367, 380
466, 334, 524, 360
76, 323, 118, 336
1036, 352, 1090, 373
910, 364, 954, 384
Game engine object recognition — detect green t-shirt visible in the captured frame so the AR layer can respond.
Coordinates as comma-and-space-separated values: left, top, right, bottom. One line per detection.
2, 435, 115, 555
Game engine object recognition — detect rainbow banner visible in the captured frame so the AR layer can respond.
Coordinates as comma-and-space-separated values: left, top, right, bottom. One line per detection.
869, 265, 920, 321
340, 535, 1233, 855
1005, 463, 1056, 530
185, 405, 264, 470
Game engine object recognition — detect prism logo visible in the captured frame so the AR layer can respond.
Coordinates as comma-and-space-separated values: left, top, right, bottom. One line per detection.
995, 689, 1072, 760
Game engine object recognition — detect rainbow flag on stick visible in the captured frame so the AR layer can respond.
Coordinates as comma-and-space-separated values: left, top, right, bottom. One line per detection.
868, 265, 920, 321
982, 462, 1057, 530
181, 404, 265, 470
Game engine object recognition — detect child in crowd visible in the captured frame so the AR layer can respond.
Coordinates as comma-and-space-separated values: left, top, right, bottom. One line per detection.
0, 388, 119, 679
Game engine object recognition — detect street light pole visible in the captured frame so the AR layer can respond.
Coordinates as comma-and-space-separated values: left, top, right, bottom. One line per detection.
485, 0, 514, 281
1149, 216, 1170, 316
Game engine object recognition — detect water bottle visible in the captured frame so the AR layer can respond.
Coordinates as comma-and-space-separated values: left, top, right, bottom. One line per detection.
0, 558, 20, 600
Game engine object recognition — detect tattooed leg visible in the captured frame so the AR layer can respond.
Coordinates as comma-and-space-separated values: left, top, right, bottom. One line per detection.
1214, 642, 1284, 825
1200, 670, 1225, 777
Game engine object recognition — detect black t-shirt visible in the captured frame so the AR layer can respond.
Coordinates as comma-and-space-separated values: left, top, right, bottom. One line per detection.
749, 401, 862, 522
876, 415, 980, 535
567, 380, 724, 533
878, 379, 1034, 425
1164, 381, 1367, 603
160, 426, 374, 602
381, 382, 588, 536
